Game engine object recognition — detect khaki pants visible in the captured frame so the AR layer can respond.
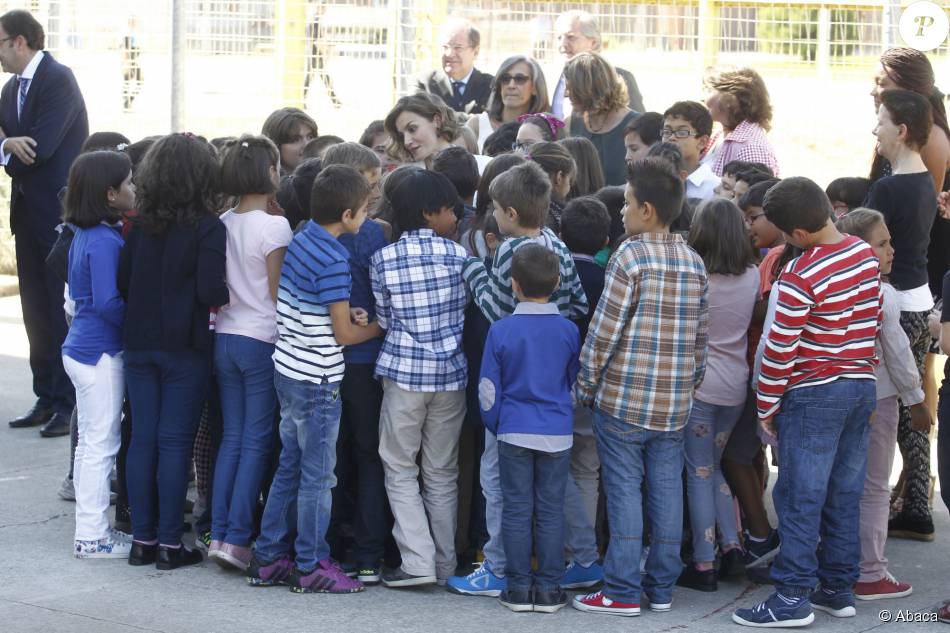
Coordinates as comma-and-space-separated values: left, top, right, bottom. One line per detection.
378, 379, 465, 579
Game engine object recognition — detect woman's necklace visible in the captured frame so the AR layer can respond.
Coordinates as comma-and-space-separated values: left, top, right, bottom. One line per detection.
585, 111, 610, 133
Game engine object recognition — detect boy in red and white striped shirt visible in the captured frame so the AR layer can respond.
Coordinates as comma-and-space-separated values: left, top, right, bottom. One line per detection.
734, 178, 881, 629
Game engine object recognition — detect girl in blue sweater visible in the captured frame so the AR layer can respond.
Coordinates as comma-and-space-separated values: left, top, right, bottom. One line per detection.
62, 151, 136, 559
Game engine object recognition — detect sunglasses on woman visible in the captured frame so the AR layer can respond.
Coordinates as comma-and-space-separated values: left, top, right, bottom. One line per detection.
498, 73, 531, 86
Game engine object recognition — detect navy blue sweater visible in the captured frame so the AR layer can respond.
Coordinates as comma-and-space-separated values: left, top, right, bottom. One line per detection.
478, 302, 580, 436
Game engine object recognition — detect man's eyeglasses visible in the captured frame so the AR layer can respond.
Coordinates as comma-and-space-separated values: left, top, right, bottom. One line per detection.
661, 128, 700, 140
498, 73, 531, 86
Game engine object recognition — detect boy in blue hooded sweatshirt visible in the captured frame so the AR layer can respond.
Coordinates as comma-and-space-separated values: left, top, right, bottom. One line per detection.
478, 243, 580, 614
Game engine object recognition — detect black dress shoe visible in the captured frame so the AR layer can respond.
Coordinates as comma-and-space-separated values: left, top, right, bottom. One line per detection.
533, 589, 569, 613
39, 412, 71, 437
156, 543, 203, 570
128, 542, 158, 566
9, 402, 54, 428
676, 565, 718, 592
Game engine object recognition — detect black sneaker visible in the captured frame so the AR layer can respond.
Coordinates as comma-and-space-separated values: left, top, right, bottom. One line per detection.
533, 588, 568, 613
742, 529, 780, 568
380, 566, 436, 588
887, 513, 934, 542
128, 541, 157, 566
358, 564, 381, 585
155, 543, 203, 570
499, 588, 534, 612
718, 548, 746, 579
676, 565, 717, 592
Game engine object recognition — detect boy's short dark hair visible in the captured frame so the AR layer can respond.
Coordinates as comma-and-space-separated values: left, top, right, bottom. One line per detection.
721, 160, 751, 177
735, 166, 774, 187
310, 164, 372, 224
482, 121, 521, 157
388, 169, 460, 233
647, 142, 685, 174
825, 177, 870, 210
431, 146, 480, 200
560, 196, 610, 256
304, 135, 345, 159
0, 10, 44, 50
737, 178, 781, 211
593, 185, 627, 243
276, 158, 322, 228
624, 111, 663, 145
662, 101, 713, 137
626, 157, 684, 227
763, 176, 834, 234
489, 161, 551, 228
511, 243, 560, 299
219, 134, 280, 196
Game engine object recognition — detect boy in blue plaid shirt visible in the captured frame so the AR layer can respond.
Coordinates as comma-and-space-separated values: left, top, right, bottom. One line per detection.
573, 157, 708, 617
369, 170, 471, 588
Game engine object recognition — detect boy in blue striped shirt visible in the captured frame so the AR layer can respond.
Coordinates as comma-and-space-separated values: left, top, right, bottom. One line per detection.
247, 165, 382, 594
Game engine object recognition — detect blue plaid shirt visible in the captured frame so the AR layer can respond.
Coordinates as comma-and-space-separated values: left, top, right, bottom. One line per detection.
370, 228, 470, 392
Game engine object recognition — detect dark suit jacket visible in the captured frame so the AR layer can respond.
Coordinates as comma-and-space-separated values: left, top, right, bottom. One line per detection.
1, 53, 88, 235
415, 67, 493, 114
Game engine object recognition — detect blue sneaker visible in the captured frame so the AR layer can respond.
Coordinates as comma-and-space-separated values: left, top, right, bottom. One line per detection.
561, 560, 604, 589
810, 586, 856, 618
733, 593, 815, 628
445, 561, 507, 597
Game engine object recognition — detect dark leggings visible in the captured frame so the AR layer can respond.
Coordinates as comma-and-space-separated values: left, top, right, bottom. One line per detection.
938, 368, 950, 516
896, 310, 932, 521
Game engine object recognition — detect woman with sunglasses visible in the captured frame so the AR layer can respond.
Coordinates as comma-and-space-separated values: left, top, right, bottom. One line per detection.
466, 55, 550, 153
563, 52, 638, 186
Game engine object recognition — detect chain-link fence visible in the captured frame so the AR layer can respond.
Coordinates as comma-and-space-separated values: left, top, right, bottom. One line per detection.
0, 0, 948, 271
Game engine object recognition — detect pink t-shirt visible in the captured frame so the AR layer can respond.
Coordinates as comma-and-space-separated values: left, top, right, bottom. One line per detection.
695, 266, 760, 407
216, 209, 294, 344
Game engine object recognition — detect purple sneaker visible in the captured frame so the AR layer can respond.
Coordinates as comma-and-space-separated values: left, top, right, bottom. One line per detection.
289, 558, 365, 594
246, 554, 293, 587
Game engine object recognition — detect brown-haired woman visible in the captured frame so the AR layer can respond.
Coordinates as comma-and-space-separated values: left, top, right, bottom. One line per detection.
384, 93, 460, 167
467, 55, 551, 153
563, 52, 637, 186
702, 67, 779, 177
261, 107, 318, 174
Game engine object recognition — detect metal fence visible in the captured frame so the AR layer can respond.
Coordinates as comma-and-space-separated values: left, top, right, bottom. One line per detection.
0, 0, 948, 270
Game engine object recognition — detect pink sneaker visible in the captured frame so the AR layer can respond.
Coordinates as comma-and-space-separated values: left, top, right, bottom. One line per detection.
213, 543, 252, 571
854, 573, 913, 601
289, 558, 364, 594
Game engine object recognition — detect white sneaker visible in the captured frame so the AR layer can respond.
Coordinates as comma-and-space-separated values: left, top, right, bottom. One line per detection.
75, 534, 132, 559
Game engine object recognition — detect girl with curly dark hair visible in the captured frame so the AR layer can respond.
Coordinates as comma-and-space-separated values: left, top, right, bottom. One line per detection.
119, 133, 230, 570
702, 67, 780, 177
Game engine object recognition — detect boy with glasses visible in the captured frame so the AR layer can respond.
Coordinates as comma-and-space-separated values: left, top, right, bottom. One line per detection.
662, 101, 719, 201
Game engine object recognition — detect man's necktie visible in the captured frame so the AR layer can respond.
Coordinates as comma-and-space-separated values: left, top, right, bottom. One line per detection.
452, 81, 464, 108
18, 77, 28, 119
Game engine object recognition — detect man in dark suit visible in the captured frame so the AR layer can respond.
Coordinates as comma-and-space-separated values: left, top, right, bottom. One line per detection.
0, 10, 87, 436
550, 10, 645, 119
415, 18, 493, 115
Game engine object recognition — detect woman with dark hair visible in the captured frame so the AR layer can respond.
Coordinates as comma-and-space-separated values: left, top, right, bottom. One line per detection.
865, 88, 940, 545
385, 93, 460, 167
563, 52, 638, 186
680, 197, 758, 593
561, 136, 605, 199
120, 134, 230, 569
702, 67, 779, 177
261, 107, 318, 174
467, 55, 551, 153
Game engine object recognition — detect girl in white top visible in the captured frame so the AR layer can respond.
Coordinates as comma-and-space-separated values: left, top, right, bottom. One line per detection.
209, 135, 293, 570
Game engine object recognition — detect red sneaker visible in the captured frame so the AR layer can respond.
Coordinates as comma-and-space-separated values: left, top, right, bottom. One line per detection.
854, 573, 913, 601
938, 601, 950, 624
572, 590, 640, 616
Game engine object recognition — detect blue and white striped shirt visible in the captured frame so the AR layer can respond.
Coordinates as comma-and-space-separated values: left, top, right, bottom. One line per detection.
370, 228, 470, 392
273, 221, 351, 384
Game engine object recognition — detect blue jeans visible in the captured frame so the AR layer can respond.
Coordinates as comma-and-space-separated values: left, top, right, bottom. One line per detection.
498, 441, 570, 592
255, 372, 342, 571
594, 409, 684, 604
211, 334, 278, 546
124, 349, 211, 545
770, 379, 875, 596
684, 399, 743, 563
480, 430, 505, 573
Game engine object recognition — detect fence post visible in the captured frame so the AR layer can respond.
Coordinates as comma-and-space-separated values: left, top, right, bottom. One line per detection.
171, 0, 185, 132
817, 5, 831, 77
277, 0, 307, 108
699, 0, 719, 68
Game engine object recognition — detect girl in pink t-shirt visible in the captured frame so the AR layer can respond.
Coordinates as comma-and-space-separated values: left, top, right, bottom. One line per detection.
209, 135, 293, 570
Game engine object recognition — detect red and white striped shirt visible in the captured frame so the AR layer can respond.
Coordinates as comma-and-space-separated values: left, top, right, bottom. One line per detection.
756, 235, 882, 419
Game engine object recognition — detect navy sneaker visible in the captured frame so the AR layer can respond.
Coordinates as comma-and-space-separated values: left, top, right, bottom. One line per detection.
810, 586, 856, 618
561, 560, 604, 589
742, 529, 780, 569
733, 592, 814, 628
